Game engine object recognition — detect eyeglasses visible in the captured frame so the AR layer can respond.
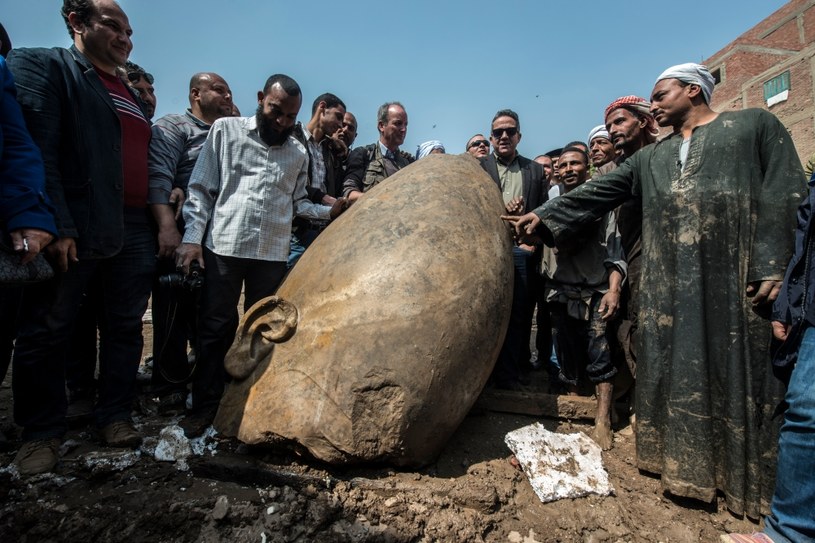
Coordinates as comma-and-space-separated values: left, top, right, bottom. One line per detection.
491, 127, 518, 138
127, 71, 154, 85
468, 139, 489, 150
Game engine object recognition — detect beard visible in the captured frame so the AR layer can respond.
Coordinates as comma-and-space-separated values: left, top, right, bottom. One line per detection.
256, 105, 294, 146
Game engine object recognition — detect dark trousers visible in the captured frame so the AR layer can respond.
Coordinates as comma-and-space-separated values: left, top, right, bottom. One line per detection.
65, 281, 100, 400
192, 248, 286, 414
492, 246, 537, 388
0, 287, 22, 385
12, 221, 155, 440
151, 257, 198, 396
551, 295, 617, 386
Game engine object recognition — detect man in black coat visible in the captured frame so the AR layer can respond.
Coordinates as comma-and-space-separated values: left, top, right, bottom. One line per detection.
480, 109, 546, 389
7, 0, 154, 474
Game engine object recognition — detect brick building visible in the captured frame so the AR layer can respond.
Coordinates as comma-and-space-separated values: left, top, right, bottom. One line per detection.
705, 0, 815, 168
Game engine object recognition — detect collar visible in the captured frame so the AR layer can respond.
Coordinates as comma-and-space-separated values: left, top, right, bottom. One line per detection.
379, 140, 398, 157
300, 123, 316, 143
494, 151, 518, 167
184, 109, 211, 129
69, 44, 94, 71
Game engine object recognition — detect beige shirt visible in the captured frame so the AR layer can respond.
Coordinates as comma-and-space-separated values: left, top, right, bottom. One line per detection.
495, 153, 523, 205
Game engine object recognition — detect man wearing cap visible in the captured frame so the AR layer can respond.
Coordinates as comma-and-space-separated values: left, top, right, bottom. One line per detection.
587, 125, 616, 176
505, 63, 805, 518
601, 96, 660, 379
416, 140, 445, 159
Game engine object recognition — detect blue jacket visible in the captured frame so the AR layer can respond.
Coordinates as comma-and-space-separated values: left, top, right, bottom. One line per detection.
0, 55, 56, 235
771, 175, 815, 382
6, 45, 146, 257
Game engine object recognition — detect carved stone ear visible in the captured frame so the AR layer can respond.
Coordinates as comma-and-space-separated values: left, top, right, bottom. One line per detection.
224, 296, 299, 380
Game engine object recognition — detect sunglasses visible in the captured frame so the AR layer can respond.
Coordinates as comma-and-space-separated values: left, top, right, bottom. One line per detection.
491, 127, 518, 138
127, 71, 154, 85
468, 139, 489, 149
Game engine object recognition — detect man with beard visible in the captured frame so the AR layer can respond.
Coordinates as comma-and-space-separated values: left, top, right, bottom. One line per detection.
146, 72, 234, 413
337, 111, 357, 150
504, 63, 804, 518
343, 102, 412, 203
175, 74, 346, 437
124, 61, 155, 119
603, 96, 659, 379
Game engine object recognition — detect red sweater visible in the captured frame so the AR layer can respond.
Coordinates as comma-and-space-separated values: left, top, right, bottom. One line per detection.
95, 67, 150, 209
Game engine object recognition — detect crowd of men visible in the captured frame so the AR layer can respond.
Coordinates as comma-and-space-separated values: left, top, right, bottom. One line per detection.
1, 1, 813, 542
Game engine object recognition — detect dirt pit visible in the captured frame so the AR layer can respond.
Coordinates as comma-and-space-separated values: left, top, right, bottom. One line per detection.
0, 320, 764, 542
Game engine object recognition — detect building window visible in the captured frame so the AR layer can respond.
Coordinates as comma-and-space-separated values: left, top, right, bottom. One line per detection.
711, 67, 722, 85
764, 71, 791, 101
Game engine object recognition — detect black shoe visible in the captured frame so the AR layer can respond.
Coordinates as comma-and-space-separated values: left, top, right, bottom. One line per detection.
180, 408, 216, 438
157, 392, 187, 416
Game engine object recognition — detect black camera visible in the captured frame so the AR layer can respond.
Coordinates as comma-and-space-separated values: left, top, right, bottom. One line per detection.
158, 261, 203, 291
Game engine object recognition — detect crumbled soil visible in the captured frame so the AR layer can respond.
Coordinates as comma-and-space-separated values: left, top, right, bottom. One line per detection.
0, 322, 763, 542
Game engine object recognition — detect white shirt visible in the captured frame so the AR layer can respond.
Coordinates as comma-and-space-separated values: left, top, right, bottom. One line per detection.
183, 115, 330, 261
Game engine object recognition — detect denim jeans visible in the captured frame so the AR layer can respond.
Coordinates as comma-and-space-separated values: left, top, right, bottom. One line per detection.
492, 246, 536, 388
763, 325, 815, 543
12, 220, 155, 439
287, 227, 321, 269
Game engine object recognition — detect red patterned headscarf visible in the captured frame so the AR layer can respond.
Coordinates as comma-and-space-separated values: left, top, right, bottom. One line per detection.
604, 96, 658, 137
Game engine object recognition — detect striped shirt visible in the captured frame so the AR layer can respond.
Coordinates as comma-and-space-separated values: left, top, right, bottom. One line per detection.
182, 115, 331, 261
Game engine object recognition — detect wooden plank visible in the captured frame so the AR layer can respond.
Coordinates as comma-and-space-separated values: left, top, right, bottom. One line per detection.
475, 389, 599, 420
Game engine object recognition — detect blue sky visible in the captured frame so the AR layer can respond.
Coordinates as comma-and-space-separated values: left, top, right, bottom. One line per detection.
4, 0, 786, 156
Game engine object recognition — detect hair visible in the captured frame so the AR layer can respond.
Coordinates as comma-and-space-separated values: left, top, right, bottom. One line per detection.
262, 74, 301, 97
0, 23, 11, 56
125, 60, 145, 77
533, 154, 552, 163
545, 148, 562, 158
560, 146, 589, 166
377, 102, 405, 125
311, 93, 346, 116
491, 109, 520, 131
61, 0, 95, 38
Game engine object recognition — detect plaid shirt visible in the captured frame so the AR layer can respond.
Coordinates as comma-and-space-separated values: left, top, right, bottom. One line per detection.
182, 115, 330, 261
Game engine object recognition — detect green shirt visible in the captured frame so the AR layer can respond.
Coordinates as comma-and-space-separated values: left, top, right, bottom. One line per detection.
495, 152, 522, 205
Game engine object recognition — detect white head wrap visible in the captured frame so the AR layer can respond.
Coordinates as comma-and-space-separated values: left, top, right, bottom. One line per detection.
416, 140, 445, 160
655, 63, 715, 104
587, 125, 610, 145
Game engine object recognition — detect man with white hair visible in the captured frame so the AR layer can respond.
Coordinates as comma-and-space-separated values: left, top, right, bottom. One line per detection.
504, 62, 806, 519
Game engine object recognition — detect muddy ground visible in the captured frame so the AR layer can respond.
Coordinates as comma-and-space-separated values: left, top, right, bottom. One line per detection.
0, 318, 764, 543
